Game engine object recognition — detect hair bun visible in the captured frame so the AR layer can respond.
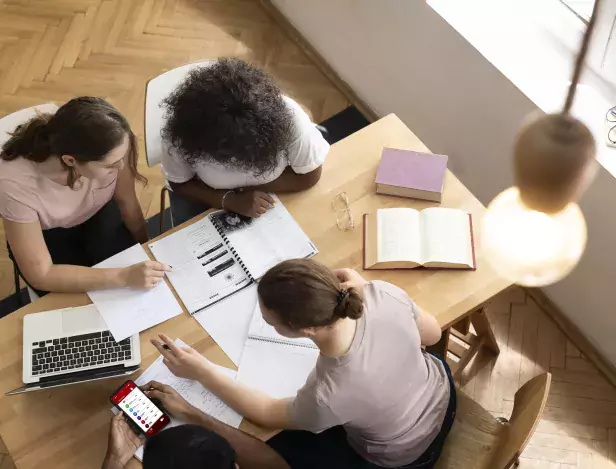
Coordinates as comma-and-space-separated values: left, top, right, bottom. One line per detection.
334, 287, 363, 320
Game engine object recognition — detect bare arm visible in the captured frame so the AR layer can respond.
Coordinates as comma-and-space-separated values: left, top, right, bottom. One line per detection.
144, 381, 290, 469
5, 220, 169, 292
170, 178, 276, 219
151, 335, 294, 429
195, 365, 292, 429
113, 164, 148, 243
415, 306, 442, 346
189, 409, 290, 469
245, 166, 322, 192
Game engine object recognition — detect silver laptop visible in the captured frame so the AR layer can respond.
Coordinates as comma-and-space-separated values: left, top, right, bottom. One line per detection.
6, 304, 141, 395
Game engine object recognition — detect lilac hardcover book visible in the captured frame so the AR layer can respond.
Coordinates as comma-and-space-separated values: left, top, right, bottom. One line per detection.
375, 148, 448, 202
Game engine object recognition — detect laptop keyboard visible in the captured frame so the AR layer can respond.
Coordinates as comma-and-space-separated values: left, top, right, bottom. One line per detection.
31, 331, 132, 376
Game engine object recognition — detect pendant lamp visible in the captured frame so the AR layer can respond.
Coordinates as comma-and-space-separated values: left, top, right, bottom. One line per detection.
481, 1, 601, 286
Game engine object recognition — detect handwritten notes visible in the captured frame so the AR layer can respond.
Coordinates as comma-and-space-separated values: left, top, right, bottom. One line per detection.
113, 339, 242, 461
88, 245, 183, 342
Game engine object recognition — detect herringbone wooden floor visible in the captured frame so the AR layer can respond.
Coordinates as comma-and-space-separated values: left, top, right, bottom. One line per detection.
0, 1, 615, 468
0, 0, 349, 300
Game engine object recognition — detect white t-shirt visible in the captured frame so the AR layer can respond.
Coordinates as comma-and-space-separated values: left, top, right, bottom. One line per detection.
161, 96, 330, 189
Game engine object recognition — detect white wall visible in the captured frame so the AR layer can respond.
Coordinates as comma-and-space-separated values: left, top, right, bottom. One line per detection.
272, 0, 616, 365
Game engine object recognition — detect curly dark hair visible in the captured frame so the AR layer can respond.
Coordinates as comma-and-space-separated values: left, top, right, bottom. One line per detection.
161, 57, 295, 175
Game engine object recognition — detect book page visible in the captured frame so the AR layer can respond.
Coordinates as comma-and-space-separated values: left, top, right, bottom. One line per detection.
376, 208, 422, 264
210, 195, 317, 279
111, 339, 242, 461
421, 208, 473, 267
87, 245, 183, 342
149, 217, 252, 313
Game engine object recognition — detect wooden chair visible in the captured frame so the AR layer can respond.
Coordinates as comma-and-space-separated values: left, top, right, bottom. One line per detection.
0, 104, 59, 305
436, 373, 551, 469
144, 59, 214, 235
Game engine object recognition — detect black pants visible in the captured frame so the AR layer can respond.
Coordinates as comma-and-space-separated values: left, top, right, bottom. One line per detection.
9, 199, 136, 297
169, 191, 210, 226
267, 355, 457, 469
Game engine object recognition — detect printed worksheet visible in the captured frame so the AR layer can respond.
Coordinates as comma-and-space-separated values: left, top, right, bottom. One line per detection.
149, 217, 252, 313
210, 195, 317, 279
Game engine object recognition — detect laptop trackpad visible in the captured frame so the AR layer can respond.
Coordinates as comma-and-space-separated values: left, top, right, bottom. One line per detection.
62, 305, 106, 335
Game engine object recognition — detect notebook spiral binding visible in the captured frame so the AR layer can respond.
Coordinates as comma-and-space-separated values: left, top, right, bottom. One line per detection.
210, 213, 255, 282
249, 335, 318, 350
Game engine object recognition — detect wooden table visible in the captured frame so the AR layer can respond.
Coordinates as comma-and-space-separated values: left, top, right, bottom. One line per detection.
0, 114, 513, 468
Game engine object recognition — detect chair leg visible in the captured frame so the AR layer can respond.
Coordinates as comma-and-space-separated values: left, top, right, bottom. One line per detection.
13, 262, 25, 307
159, 187, 169, 235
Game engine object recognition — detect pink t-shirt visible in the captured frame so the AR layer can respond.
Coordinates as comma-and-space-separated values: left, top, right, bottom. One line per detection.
0, 157, 117, 229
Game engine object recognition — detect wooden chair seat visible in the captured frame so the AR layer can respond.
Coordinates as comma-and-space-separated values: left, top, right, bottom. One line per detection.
436, 373, 551, 469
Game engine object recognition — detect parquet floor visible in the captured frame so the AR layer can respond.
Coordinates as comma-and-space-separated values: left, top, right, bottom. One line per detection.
0, 0, 349, 300
0, 1, 615, 468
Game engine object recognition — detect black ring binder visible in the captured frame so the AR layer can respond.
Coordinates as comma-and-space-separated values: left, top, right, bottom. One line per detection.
210, 213, 255, 282
249, 335, 318, 350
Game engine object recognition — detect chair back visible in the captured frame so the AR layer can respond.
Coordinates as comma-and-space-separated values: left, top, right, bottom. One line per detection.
435, 390, 506, 468
0, 104, 59, 147
144, 60, 215, 168
435, 373, 551, 469
490, 373, 551, 468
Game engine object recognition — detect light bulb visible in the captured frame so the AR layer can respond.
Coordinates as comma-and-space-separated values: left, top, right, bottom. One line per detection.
481, 187, 586, 286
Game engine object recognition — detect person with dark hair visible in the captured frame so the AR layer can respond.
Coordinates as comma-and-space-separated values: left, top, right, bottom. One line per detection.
161, 57, 330, 224
0, 97, 170, 295
101, 381, 290, 469
150, 259, 456, 469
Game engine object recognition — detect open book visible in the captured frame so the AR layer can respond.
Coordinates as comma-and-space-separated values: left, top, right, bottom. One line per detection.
149, 195, 317, 314
363, 207, 476, 270
236, 304, 319, 399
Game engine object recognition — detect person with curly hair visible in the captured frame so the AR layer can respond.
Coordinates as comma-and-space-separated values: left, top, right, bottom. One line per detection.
161, 58, 330, 223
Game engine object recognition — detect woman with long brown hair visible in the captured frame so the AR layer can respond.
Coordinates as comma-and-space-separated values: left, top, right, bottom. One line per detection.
0, 97, 170, 295
151, 259, 456, 469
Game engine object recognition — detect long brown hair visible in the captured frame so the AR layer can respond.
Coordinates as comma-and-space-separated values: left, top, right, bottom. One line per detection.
258, 259, 364, 330
1, 97, 146, 188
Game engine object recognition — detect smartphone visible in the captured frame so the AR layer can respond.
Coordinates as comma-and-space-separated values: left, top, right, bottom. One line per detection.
110, 380, 171, 437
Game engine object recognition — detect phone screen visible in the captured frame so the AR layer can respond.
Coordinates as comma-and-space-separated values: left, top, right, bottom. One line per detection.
111, 381, 170, 436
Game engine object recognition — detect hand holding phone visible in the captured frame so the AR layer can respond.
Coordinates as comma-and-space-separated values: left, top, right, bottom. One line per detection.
110, 380, 171, 437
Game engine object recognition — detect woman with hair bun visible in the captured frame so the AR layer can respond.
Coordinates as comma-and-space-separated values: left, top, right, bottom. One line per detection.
0, 97, 170, 295
150, 259, 456, 469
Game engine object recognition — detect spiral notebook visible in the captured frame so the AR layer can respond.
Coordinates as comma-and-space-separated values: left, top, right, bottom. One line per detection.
148, 196, 317, 314
236, 304, 319, 399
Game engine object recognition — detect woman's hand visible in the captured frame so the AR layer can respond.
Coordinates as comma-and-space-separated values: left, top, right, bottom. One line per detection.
141, 380, 201, 422
225, 191, 275, 218
332, 268, 369, 290
120, 261, 171, 290
151, 334, 213, 381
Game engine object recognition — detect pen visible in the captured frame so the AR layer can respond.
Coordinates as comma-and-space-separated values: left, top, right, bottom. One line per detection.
162, 344, 170, 351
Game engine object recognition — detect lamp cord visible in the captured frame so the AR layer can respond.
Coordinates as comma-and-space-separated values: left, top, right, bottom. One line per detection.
563, 0, 603, 114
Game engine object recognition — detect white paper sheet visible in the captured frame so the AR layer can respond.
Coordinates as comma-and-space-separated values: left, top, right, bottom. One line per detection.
236, 339, 319, 399
193, 284, 258, 366
87, 244, 183, 342
249, 302, 317, 349
113, 339, 243, 461
237, 306, 319, 399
